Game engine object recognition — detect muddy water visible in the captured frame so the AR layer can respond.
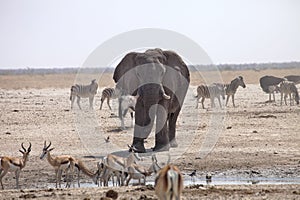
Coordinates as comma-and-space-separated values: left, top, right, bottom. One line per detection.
45, 176, 300, 189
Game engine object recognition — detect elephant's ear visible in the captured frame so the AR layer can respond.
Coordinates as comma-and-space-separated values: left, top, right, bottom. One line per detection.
163, 50, 190, 81
113, 52, 138, 83
113, 52, 139, 95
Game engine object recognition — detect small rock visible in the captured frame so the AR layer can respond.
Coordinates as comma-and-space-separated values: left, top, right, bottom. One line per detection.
100, 197, 112, 200
5, 132, 11, 135
106, 189, 118, 200
226, 126, 232, 129
19, 194, 36, 198
252, 130, 258, 133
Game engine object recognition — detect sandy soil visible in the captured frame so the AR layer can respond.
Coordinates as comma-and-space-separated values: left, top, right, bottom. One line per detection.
0, 69, 299, 199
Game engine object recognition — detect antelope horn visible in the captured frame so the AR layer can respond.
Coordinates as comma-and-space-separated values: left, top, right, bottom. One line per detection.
21, 143, 26, 152
46, 141, 52, 149
127, 144, 133, 152
28, 142, 32, 152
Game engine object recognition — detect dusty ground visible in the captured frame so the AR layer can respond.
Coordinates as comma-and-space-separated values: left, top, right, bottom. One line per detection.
0, 68, 299, 199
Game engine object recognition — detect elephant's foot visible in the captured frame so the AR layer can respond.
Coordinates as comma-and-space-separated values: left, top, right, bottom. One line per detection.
169, 139, 178, 148
152, 143, 170, 152
132, 137, 146, 153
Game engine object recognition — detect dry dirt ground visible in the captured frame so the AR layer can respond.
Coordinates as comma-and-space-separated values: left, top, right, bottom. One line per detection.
0, 68, 299, 199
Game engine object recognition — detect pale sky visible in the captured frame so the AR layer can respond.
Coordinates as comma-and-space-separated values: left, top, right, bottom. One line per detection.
0, 0, 299, 68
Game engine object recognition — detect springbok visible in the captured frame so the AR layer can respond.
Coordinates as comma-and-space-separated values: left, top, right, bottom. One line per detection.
126, 153, 173, 186
101, 145, 141, 186
74, 159, 99, 187
125, 163, 151, 186
0, 142, 31, 189
155, 164, 183, 200
40, 141, 75, 188
125, 154, 162, 186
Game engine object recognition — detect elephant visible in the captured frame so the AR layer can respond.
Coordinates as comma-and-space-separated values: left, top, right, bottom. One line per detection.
113, 48, 190, 153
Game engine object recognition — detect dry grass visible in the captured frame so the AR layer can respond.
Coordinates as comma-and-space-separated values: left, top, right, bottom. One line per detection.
0, 68, 299, 90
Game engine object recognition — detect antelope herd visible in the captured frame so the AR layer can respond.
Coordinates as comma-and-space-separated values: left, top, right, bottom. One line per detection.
1, 141, 182, 194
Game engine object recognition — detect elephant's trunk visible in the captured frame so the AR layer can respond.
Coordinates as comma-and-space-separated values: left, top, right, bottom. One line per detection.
138, 84, 170, 102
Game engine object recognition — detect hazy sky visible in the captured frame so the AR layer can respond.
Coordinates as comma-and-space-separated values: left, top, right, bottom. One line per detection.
0, 0, 299, 68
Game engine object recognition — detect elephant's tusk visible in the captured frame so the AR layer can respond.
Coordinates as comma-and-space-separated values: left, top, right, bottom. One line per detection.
163, 93, 171, 100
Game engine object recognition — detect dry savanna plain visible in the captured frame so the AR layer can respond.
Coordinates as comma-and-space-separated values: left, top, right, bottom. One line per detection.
0, 68, 299, 199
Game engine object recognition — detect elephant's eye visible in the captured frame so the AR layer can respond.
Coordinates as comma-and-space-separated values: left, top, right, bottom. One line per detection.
157, 57, 163, 63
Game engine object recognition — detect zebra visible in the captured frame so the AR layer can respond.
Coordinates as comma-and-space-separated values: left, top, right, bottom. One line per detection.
118, 95, 137, 129
260, 75, 285, 102
267, 85, 281, 102
284, 75, 300, 85
70, 79, 98, 109
223, 76, 246, 107
195, 83, 225, 109
279, 80, 299, 106
100, 87, 121, 110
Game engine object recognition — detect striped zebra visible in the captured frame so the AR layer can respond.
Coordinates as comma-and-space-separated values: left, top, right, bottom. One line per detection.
118, 95, 137, 129
70, 79, 98, 109
195, 83, 225, 109
267, 85, 280, 102
223, 76, 246, 107
279, 80, 299, 106
100, 87, 121, 110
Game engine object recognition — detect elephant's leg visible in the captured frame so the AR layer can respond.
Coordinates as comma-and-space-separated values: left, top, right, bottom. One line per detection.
132, 100, 153, 153
153, 120, 169, 152
153, 103, 169, 152
168, 108, 181, 148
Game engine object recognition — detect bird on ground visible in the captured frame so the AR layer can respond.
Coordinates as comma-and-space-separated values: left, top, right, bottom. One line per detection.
104, 136, 110, 143
206, 173, 212, 185
188, 170, 197, 181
